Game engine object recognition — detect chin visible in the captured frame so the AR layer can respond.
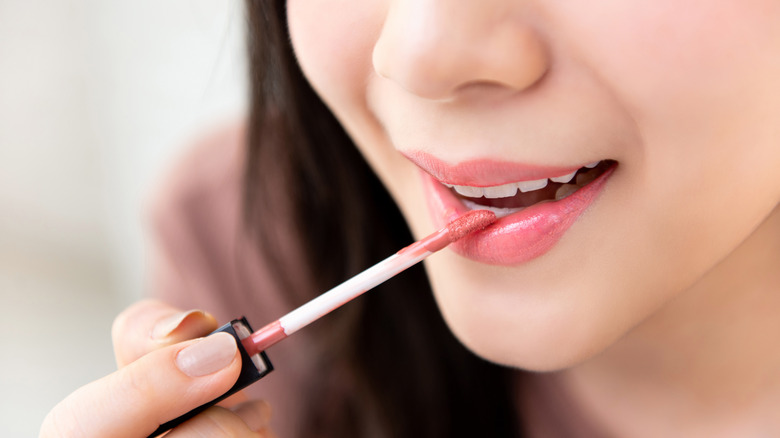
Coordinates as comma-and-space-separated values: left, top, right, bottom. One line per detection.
425, 259, 632, 372
449, 314, 615, 372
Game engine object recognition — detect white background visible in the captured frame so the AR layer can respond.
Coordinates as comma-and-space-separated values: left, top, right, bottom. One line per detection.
0, 1, 247, 435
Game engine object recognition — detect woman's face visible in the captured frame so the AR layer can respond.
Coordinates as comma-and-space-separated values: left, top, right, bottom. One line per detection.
287, 0, 780, 370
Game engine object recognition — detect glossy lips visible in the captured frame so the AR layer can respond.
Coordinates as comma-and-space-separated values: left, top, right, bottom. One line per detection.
411, 152, 617, 265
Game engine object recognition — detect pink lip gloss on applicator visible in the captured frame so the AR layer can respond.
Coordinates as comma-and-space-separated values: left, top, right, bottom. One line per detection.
243, 208, 497, 356
149, 210, 496, 437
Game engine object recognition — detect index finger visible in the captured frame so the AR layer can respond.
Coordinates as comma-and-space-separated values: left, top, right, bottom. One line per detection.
112, 299, 218, 367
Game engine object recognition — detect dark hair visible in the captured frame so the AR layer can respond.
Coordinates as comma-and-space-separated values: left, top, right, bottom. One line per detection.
243, 1, 521, 436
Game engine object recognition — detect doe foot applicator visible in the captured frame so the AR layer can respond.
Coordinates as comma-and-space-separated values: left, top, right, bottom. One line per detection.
149, 210, 497, 437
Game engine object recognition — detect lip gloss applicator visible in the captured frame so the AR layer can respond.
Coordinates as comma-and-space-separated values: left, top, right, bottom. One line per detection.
243, 208, 497, 356
149, 209, 496, 437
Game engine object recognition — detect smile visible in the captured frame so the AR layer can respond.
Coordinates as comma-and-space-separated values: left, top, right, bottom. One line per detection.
406, 152, 617, 265
445, 160, 613, 217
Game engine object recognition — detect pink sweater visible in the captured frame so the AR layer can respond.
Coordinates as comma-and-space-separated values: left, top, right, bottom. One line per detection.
147, 123, 313, 438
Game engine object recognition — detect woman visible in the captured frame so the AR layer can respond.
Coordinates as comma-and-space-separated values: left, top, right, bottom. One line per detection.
42, 0, 780, 437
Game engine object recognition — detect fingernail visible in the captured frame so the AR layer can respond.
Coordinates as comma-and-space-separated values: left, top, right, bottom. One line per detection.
176, 333, 237, 377
152, 310, 207, 340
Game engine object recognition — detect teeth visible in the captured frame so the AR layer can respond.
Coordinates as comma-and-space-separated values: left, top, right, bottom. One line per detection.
447, 161, 604, 200
449, 178, 547, 199
550, 170, 577, 184
482, 182, 518, 199
453, 185, 484, 198
462, 199, 522, 218
584, 161, 600, 169
516, 178, 548, 193
449, 176, 555, 199
555, 184, 579, 200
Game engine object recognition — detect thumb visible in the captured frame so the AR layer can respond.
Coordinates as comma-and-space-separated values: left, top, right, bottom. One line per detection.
41, 333, 241, 438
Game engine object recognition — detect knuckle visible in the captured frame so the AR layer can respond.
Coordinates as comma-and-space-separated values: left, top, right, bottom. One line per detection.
203, 411, 237, 436
110, 308, 131, 346
110, 312, 138, 366
112, 299, 172, 365
175, 407, 260, 437
232, 399, 272, 431
111, 299, 155, 343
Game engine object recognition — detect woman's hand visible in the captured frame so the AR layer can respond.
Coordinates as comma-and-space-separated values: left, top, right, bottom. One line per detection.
40, 300, 275, 437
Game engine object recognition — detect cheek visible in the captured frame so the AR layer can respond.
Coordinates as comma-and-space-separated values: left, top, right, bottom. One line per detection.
553, 1, 780, 169
558, 0, 780, 250
288, 0, 429, 233
555, 1, 780, 106
287, 0, 385, 110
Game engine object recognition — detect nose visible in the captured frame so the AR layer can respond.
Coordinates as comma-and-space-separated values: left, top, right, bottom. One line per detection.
372, 0, 549, 100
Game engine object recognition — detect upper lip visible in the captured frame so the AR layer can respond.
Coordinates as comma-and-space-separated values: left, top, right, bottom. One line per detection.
401, 150, 587, 187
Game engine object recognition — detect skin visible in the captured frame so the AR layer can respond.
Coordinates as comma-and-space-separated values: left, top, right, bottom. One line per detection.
42, 1, 780, 436
287, 0, 780, 436
40, 301, 277, 437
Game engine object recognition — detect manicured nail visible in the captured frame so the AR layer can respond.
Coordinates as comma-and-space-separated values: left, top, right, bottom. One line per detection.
176, 333, 237, 377
152, 310, 207, 340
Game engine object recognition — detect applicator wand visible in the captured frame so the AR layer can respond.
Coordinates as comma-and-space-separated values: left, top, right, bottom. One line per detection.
243, 208, 497, 356
149, 209, 496, 437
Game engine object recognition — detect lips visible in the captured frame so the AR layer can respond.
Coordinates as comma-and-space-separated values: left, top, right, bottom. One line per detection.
408, 152, 617, 265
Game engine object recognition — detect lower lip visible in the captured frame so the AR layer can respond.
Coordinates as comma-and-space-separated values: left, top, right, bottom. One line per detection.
422, 164, 616, 265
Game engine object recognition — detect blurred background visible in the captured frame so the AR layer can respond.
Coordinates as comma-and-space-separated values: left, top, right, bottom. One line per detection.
0, 0, 247, 435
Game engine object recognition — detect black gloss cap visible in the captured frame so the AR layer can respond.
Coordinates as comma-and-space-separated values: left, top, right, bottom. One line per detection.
147, 317, 273, 437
